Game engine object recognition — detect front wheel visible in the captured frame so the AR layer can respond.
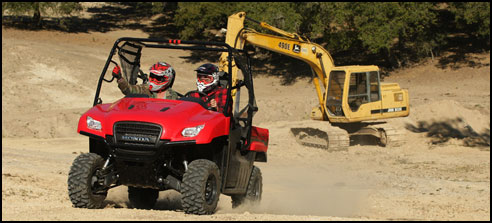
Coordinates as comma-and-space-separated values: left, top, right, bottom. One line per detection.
181, 159, 221, 215
67, 153, 108, 209
231, 165, 262, 208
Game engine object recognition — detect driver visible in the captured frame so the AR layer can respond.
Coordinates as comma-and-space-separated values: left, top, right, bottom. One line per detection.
189, 63, 230, 113
112, 61, 179, 99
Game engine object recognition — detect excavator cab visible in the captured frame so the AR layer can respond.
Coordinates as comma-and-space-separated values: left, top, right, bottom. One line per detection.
324, 66, 398, 123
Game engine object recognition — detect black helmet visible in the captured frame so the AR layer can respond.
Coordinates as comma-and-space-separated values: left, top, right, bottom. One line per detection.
195, 63, 219, 92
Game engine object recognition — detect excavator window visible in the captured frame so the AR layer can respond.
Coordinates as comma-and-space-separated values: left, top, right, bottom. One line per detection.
369, 71, 380, 101
348, 71, 380, 112
348, 72, 368, 111
326, 71, 345, 116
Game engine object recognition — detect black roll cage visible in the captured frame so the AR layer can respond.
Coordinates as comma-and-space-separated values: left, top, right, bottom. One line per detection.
93, 37, 255, 117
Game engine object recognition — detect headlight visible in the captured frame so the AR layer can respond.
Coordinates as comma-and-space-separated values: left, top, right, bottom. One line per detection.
86, 116, 102, 130
181, 124, 204, 137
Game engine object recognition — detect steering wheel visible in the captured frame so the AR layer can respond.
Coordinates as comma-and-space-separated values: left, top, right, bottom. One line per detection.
180, 90, 217, 111
184, 90, 207, 97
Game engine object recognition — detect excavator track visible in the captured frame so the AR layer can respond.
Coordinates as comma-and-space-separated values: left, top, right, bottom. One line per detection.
371, 123, 406, 147
289, 120, 350, 151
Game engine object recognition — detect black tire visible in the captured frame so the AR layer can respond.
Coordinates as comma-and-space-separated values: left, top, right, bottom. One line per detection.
231, 165, 262, 208
67, 153, 107, 209
128, 186, 159, 209
181, 159, 221, 215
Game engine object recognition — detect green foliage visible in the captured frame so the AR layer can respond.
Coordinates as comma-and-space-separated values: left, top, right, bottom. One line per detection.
174, 2, 302, 39
170, 2, 488, 68
174, 2, 236, 39
2, 2, 82, 26
3, 2, 488, 69
150, 2, 165, 15
300, 2, 362, 52
50, 2, 82, 15
235, 2, 302, 33
449, 2, 490, 39
2, 2, 82, 17
294, 3, 445, 66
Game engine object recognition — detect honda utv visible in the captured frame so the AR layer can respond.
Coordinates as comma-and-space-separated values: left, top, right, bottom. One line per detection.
67, 38, 269, 215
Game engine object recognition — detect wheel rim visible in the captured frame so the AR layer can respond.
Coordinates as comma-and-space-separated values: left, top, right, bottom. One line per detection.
204, 174, 217, 205
90, 169, 105, 195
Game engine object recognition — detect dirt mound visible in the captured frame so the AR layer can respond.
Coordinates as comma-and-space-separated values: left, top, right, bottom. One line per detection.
407, 99, 490, 146
412, 99, 489, 133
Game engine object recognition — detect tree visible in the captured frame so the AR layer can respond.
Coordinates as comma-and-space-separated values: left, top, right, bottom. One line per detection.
173, 2, 302, 40
302, 3, 443, 67
234, 2, 302, 33
449, 2, 490, 43
174, 2, 235, 39
2, 2, 82, 27
167, 2, 488, 69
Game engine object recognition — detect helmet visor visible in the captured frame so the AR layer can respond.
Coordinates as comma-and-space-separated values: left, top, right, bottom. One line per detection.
150, 72, 169, 83
197, 73, 214, 85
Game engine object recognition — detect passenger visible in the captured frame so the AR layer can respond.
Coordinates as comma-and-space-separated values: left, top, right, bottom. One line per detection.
189, 63, 230, 113
112, 61, 179, 99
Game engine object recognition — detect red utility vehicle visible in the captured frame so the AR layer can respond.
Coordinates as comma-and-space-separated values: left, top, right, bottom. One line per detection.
67, 38, 268, 215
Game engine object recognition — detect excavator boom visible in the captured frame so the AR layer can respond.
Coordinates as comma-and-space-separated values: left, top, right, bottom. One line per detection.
219, 12, 334, 118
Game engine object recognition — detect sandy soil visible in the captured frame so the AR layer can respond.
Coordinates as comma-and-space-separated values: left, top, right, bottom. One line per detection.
2, 12, 490, 221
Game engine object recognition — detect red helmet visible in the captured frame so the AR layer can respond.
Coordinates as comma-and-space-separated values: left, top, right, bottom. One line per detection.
148, 62, 175, 92
195, 63, 219, 93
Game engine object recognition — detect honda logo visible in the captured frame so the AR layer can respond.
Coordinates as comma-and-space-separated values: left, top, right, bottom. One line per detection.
121, 135, 152, 143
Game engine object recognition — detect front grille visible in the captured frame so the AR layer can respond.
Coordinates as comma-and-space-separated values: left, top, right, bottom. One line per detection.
114, 122, 162, 147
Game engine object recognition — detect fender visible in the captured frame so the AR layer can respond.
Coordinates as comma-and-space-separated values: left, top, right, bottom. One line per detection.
248, 126, 269, 152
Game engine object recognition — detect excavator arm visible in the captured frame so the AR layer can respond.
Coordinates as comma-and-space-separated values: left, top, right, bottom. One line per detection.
219, 12, 336, 117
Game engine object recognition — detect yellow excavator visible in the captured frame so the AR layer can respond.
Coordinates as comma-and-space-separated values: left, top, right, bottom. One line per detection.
219, 12, 409, 150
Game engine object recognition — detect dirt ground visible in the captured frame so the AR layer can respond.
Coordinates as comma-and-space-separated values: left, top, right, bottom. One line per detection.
2, 10, 490, 221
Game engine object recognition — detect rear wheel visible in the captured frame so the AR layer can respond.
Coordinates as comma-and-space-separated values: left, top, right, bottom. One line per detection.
231, 166, 262, 208
181, 159, 221, 215
128, 186, 159, 209
68, 153, 108, 209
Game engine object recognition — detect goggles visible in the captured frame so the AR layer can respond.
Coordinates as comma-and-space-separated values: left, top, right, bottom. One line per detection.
197, 73, 213, 84
150, 72, 169, 82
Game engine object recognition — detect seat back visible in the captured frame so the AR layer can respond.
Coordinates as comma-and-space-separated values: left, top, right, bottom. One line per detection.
218, 71, 229, 88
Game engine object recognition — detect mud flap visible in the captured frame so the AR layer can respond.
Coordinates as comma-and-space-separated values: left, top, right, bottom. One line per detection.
248, 126, 268, 162
248, 126, 269, 152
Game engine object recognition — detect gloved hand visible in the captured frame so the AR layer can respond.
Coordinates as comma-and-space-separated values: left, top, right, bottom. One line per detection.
112, 66, 122, 80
